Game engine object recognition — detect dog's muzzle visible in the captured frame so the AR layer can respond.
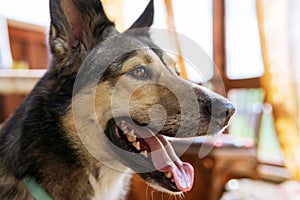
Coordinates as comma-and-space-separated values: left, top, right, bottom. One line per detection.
105, 117, 194, 192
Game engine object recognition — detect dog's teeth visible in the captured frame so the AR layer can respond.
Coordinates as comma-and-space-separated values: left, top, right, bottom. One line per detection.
121, 124, 127, 130
140, 150, 148, 158
164, 171, 172, 179
128, 129, 135, 136
127, 135, 136, 142
170, 178, 175, 183
117, 121, 124, 126
132, 141, 141, 150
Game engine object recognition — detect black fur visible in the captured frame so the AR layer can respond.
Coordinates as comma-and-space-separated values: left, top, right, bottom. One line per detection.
0, 1, 156, 199
0, 0, 234, 199
129, 0, 154, 29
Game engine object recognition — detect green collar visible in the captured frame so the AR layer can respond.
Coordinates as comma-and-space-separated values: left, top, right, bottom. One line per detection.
22, 177, 53, 200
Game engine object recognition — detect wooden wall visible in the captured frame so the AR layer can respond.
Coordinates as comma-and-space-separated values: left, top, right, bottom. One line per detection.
8, 21, 48, 69
0, 21, 48, 122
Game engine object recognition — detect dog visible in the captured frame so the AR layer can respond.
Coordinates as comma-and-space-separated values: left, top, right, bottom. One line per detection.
0, 0, 235, 199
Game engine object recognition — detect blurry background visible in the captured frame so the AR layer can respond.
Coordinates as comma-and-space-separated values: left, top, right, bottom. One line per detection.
0, 0, 300, 199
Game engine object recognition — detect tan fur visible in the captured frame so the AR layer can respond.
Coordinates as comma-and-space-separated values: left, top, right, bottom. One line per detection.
59, 48, 180, 196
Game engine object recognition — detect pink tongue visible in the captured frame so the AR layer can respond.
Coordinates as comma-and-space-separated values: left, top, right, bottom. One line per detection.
142, 133, 194, 192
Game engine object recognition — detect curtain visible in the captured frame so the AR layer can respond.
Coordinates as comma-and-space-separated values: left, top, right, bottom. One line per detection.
163, 0, 188, 79
256, 0, 300, 180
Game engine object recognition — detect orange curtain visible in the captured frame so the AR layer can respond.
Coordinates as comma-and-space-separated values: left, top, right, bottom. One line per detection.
163, 0, 188, 80
257, 0, 300, 180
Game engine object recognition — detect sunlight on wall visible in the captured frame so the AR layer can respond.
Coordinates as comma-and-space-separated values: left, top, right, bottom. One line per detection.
0, 16, 12, 68
0, 0, 50, 27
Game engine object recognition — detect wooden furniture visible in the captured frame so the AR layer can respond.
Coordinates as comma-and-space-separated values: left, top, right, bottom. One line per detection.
0, 69, 45, 122
7, 20, 48, 69
127, 135, 257, 200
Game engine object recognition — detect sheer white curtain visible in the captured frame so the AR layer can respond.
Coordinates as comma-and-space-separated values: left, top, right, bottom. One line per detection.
290, 0, 300, 132
257, 0, 300, 180
0, 15, 12, 68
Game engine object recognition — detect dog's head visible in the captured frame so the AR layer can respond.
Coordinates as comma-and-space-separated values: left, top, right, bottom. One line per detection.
49, 0, 235, 194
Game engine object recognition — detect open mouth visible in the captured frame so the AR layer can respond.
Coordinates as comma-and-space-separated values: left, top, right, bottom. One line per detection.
105, 117, 194, 193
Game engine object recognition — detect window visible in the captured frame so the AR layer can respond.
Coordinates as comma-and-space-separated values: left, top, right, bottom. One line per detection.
225, 0, 264, 79
228, 89, 283, 164
214, 0, 283, 164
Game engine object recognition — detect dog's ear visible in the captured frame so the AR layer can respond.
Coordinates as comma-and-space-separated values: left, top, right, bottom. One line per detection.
49, 0, 114, 74
128, 0, 154, 29
127, 0, 154, 36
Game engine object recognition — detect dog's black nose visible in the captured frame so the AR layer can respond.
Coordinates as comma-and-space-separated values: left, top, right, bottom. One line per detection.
204, 99, 235, 124
224, 102, 235, 122
192, 86, 235, 125
215, 101, 235, 123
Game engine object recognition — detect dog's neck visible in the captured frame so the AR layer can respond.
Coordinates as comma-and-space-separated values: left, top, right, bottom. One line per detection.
44, 164, 132, 200
16, 164, 131, 200
24, 156, 132, 200
22, 177, 53, 200
0, 79, 132, 199
88, 166, 132, 200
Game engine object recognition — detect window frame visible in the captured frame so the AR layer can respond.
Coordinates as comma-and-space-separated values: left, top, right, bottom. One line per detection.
212, 0, 261, 93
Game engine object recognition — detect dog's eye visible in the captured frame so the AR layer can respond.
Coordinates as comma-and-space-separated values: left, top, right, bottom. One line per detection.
129, 66, 150, 79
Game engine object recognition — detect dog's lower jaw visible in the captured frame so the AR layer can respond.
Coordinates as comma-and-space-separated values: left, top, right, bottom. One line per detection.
89, 166, 132, 200
146, 181, 184, 196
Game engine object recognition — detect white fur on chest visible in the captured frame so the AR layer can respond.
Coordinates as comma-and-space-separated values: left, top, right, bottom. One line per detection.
89, 167, 132, 200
